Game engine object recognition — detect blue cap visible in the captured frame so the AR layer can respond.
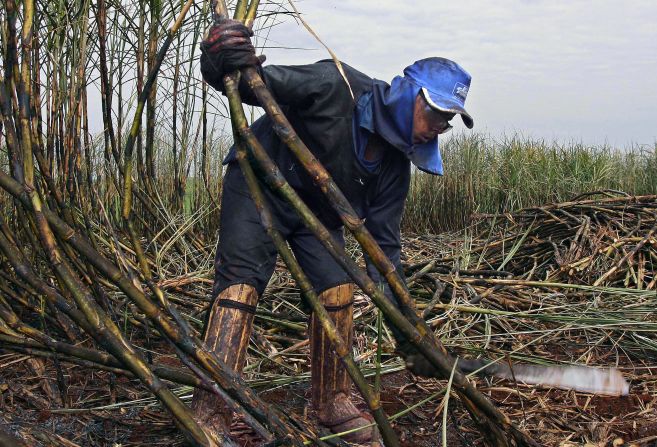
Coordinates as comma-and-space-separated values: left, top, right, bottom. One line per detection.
398, 57, 473, 175
404, 57, 474, 129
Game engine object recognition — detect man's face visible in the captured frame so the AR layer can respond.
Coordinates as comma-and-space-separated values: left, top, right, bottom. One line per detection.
412, 93, 455, 145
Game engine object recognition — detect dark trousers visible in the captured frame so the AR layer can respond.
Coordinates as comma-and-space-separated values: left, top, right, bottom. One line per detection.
212, 164, 351, 300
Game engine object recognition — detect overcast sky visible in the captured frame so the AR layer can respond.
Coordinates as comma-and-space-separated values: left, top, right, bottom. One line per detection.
257, 0, 657, 148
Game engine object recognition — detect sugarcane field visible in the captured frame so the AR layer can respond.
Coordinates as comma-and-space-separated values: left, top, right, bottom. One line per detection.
1, 0, 657, 446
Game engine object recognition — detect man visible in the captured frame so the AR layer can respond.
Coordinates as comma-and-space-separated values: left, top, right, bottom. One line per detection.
193, 19, 474, 445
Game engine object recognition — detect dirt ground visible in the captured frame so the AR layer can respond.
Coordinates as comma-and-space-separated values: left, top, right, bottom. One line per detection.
2, 219, 657, 446
1, 353, 656, 446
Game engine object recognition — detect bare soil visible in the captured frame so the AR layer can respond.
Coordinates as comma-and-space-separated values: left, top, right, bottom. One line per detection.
2, 356, 656, 446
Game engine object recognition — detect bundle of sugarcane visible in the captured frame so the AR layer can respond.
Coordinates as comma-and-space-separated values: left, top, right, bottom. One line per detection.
404, 194, 656, 373
468, 193, 657, 289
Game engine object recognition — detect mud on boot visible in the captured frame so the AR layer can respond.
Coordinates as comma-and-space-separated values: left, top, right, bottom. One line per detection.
310, 284, 380, 445
317, 391, 380, 445
190, 284, 259, 445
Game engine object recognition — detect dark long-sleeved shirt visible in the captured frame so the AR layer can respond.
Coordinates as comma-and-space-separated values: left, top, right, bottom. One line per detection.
204, 58, 411, 304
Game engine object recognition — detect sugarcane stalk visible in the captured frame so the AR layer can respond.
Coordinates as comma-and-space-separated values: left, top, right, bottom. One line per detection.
102, 3, 286, 440
593, 220, 657, 286
94, 0, 120, 169
145, 0, 162, 186
244, 0, 260, 28
0, 168, 308, 446
0, 332, 209, 390
10, 1, 211, 443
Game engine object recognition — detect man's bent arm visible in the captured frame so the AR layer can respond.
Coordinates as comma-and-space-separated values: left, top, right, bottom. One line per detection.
363, 160, 412, 343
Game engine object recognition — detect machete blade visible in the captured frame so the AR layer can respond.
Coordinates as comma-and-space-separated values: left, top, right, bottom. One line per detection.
492, 364, 630, 396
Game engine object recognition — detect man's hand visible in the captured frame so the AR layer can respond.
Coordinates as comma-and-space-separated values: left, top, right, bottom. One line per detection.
396, 342, 439, 378
200, 19, 265, 89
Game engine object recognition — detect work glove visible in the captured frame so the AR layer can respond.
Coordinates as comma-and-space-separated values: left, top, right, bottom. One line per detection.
396, 341, 439, 378
200, 19, 265, 90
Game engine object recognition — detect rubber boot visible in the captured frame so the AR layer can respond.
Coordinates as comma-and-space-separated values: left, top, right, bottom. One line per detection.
191, 284, 258, 444
310, 283, 380, 445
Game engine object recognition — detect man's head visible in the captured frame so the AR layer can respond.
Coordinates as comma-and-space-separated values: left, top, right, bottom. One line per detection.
412, 91, 456, 145
400, 57, 473, 175
405, 57, 474, 140
365, 57, 473, 175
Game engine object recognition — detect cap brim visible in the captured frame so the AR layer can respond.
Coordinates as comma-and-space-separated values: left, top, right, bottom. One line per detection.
421, 87, 474, 129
